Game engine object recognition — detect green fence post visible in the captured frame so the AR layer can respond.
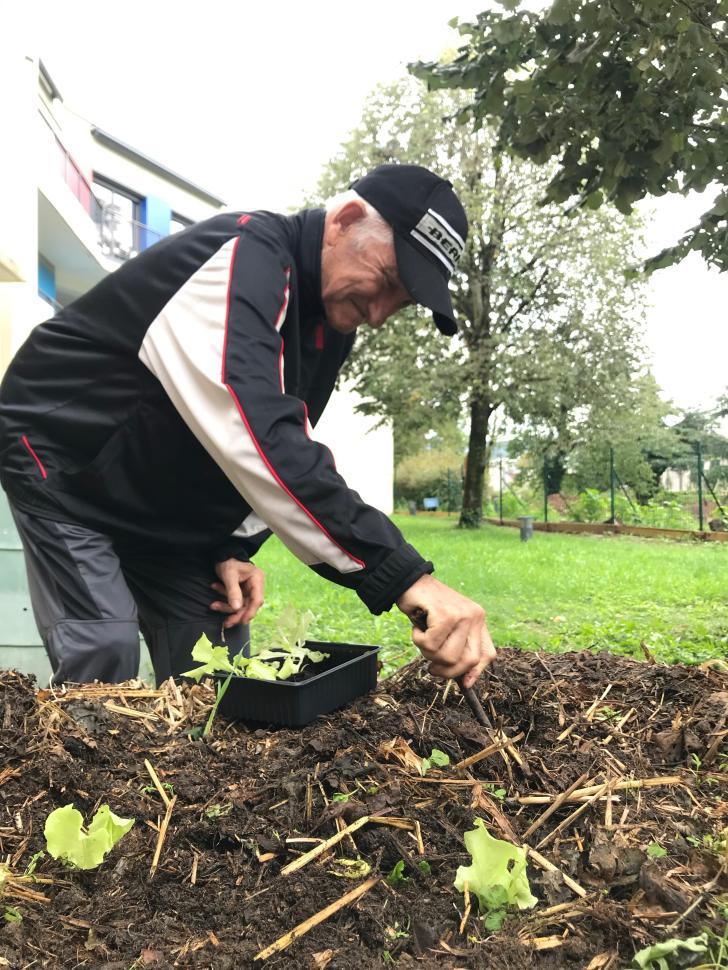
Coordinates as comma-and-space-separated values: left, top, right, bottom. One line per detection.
499, 460, 503, 525
697, 441, 704, 531
447, 468, 452, 516
543, 463, 549, 523
610, 446, 616, 523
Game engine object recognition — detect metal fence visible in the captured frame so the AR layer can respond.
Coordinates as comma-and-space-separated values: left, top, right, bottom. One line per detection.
399, 445, 728, 533
487, 445, 727, 533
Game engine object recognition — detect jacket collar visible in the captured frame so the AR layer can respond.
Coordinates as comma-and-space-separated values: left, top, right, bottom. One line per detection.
290, 207, 326, 322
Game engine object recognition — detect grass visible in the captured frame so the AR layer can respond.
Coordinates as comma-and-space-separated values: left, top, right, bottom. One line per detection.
252, 515, 728, 674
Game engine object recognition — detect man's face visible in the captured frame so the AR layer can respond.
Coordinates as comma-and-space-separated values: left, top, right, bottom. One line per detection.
321, 201, 413, 334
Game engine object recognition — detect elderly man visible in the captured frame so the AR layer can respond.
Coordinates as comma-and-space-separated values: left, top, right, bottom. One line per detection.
0, 163, 495, 687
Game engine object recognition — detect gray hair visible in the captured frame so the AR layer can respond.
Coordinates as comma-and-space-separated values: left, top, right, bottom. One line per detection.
325, 189, 394, 250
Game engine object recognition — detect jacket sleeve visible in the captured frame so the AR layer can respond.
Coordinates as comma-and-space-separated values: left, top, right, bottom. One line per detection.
137, 222, 432, 614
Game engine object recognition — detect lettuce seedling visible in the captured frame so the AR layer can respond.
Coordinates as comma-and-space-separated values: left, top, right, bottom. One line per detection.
633, 933, 708, 969
182, 609, 329, 685
419, 748, 450, 776
182, 612, 329, 734
44, 804, 134, 870
454, 819, 537, 924
387, 860, 408, 887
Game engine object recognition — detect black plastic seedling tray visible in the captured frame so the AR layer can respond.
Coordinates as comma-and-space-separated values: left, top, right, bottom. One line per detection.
215, 641, 380, 727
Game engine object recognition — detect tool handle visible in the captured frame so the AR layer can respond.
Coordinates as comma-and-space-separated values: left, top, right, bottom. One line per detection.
408, 608, 493, 731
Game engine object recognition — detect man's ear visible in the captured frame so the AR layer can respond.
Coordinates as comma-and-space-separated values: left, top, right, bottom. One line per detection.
329, 200, 368, 238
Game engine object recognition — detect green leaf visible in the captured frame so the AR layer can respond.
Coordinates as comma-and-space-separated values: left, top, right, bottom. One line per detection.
180, 633, 235, 681
483, 909, 506, 931
387, 859, 408, 887
182, 611, 328, 685
428, 749, 451, 767
3, 906, 22, 923
633, 933, 708, 969
44, 804, 134, 870
708, 192, 728, 217
545, 0, 574, 25
243, 658, 279, 681
418, 859, 432, 875
420, 747, 451, 775
646, 841, 667, 859
584, 190, 603, 210
454, 819, 537, 913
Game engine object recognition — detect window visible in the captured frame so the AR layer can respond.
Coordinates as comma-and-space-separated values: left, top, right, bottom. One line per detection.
93, 176, 142, 260
169, 213, 194, 234
38, 255, 57, 307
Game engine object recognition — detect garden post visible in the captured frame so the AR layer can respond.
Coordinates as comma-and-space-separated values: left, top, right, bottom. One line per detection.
543, 463, 548, 523
610, 446, 616, 523
697, 441, 704, 531
499, 460, 503, 525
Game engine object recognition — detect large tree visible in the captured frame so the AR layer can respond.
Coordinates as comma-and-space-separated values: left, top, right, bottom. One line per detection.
412, 0, 728, 274
313, 79, 645, 526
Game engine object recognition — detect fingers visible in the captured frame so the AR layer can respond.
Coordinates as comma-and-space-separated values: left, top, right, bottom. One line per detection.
238, 570, 265, 625
210, 562, 265, 628
219, 563, 243, 611
459, 629, 497, 689
409, 597, 495, 687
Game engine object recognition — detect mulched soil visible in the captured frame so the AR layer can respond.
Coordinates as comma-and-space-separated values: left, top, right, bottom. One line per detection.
1, 649, 727, 970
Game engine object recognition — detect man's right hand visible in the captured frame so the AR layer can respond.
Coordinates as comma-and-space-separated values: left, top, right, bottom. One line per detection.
395, 574, 496, 688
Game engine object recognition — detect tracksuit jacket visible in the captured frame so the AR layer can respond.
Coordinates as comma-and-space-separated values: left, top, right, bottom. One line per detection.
0, 208, 433, 614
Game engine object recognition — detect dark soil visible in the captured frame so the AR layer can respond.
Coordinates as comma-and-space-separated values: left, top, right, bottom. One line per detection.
1, 650, 726, 969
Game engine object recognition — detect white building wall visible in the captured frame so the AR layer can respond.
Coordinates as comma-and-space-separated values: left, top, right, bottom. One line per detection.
312, 383, 394, 514
0, 48, 39, 370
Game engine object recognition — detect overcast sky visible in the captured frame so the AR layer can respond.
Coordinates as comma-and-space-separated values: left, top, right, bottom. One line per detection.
25, 0, 727, 414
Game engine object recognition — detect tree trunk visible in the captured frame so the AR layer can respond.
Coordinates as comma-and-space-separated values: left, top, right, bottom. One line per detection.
544, 452, 567, 495
459, 396, 492, 528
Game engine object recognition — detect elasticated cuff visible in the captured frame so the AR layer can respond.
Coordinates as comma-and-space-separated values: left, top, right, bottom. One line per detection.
211, 541, 251, 566
355, 542, 434, 615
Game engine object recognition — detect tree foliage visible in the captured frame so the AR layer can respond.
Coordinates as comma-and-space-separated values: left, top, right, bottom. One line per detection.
412, 0, 728, 274
312, 79, 646, 526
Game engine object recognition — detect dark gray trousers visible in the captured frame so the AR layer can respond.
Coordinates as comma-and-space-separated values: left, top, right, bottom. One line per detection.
10, 504, 248, 686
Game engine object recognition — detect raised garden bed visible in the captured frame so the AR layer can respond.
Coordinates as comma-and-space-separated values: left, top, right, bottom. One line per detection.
0, 649, 726, 968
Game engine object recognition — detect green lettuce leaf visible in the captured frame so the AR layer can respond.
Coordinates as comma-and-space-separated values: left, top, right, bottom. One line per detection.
44, 804, 134, 870
180, 633, 236, 681
182, 609, 329, 685
633, 934, 708, 969
454, 819, 537, 913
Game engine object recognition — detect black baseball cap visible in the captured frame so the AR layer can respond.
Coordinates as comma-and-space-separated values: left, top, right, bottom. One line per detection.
350, 164, 468, 336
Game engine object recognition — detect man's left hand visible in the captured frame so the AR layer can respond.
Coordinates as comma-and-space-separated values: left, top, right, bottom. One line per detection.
211, 559, 265, 628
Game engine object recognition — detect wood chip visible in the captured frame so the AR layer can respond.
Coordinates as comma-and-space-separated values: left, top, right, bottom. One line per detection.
254, 876, 378, 961
281, 816, 369, 876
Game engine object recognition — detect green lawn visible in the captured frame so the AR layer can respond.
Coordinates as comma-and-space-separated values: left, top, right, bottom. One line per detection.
252, 515, 728, 673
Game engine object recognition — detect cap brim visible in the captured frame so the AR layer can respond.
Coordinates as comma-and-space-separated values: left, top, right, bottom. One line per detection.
394, 235, 458, 336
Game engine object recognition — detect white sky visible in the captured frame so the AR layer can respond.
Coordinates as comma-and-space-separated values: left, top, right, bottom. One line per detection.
26, 0, 727, 414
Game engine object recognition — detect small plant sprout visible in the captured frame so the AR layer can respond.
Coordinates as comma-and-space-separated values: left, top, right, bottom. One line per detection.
419, 748, 450, 776
204, 802, 232, 820
141, 782, 175, 798
632, 933, 708, 969
23, 851, 45, 876
646, 842, 668, 859
387, 860, 408, 887
3, 905, 22, 923
44, 804, 135, 870
454, 819, 537, 928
